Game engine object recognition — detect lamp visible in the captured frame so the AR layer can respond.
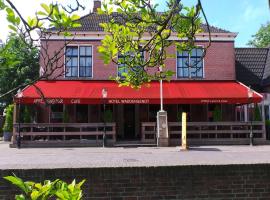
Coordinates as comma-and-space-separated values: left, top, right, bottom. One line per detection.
17, 89, 23, 149
248, 87, 254, 146
248, 87, 253, 99
102, 88, 108, 99
102, 88, 107, 147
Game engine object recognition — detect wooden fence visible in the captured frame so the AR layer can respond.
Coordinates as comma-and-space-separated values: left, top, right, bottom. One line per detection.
12, 121, 266, 146
13, 123, 116, 147
141, 121, 265, 145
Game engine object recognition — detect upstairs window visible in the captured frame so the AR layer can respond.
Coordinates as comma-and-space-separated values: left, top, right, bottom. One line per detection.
118, 50, 144, 78
65, 46, 92, 78
177, 48, 204, 78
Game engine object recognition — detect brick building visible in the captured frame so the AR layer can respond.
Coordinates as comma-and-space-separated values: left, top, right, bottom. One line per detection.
235, 47, 270, 139
12, 1, 264, 147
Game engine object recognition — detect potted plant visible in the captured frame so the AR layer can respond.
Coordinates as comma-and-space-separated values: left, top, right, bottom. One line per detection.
104, 109, 113, 122
3, 104, 14, 141
22, 106, 31, 123
254, 104, 262, 121
63, 107, 69, 123
213, 105, 222, 122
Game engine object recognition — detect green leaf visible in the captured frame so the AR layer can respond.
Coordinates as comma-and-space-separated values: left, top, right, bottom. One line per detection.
4, 175, 29, 193
15, 194, 26, 200
15, 17, 20, 25
8, 24, 17, 32
36, 11, 47, 16
41, 3, 50, 14
71, 14, 80, 21
30, 190, 40, 200
77, 180, 86, 188
71, 23, 81, 28
0, 0, 6, 9
5, 7, 14, 15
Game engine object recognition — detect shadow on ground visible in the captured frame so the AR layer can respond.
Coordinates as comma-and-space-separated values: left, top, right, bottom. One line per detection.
188, 147, 221, 151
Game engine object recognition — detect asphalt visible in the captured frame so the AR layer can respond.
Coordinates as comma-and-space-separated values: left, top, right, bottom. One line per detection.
0, 142, 270, 169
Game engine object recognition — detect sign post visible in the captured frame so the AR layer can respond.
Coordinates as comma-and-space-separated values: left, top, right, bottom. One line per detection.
181, 112, 188, 150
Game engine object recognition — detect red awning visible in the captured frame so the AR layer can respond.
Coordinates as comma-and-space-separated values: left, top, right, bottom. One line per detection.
15, 80, 262, 104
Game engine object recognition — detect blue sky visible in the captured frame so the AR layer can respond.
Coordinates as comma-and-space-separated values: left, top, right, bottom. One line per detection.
0, 0, 269, 47
156, 0, 270, 47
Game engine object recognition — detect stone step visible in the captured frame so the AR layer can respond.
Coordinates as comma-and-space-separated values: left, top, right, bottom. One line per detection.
114, 140, 156, 147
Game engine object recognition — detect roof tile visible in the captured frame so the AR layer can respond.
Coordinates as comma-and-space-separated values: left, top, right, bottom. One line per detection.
54, 12, 231, 33
235, 48, 269, 91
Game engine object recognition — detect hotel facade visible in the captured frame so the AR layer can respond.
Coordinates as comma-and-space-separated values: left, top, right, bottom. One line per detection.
12, 1, 264, 147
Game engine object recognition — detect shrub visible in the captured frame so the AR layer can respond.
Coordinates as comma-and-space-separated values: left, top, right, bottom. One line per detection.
177, 112, 182, 122
3, 104, 14, 132
254, 104, 262, 121
22, 106, 31, 123
213, 105, 222, 122
63, 107, 69, 123
4, 174, 85, 200
104, 109, 113, 122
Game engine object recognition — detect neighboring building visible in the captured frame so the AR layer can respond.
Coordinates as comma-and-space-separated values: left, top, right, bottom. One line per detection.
235, 48, 270, 131
12, 1, 264, 147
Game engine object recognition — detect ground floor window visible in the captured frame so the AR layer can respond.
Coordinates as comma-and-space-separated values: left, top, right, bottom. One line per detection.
76, 105, 88, 123
39, 103, 240, 124
149, 105, 160, 122
50, 104, 63, 123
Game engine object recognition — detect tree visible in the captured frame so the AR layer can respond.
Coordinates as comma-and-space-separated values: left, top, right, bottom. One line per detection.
0, 0, 84, 103
0, 0, 210, 96
248, 22, 270, 48
0, 34, 39, 111
2, 104, 14, 132
98, 0, 210, 88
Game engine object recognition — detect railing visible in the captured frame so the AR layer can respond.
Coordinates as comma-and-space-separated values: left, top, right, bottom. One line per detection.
141, 121, 265, 145
13, 123, 116, 146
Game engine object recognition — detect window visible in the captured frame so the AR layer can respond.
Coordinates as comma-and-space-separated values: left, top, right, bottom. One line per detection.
177, 48, 203, 78
118, 50, 144, 78
65, 46, 92, 77
50, 104, 63, 123
76, 105, 88, 123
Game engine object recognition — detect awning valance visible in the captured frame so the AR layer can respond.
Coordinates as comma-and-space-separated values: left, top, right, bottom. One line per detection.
14, 80, 263, 104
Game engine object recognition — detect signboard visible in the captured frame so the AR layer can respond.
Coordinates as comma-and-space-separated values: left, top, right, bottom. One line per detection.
201, 99, 228, 103
108, 99, 150, 104
32, 98, 81, 104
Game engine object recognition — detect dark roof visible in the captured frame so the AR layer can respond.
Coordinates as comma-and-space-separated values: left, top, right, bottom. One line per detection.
235, 48, 269, 91
56, 12, 231, 33
262, 49, 270, 86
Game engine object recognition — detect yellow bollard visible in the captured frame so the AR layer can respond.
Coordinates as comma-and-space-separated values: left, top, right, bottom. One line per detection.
181, 112, 188, 150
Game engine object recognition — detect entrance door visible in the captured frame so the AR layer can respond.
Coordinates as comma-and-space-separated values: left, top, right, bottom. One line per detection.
123, 105, 136, 139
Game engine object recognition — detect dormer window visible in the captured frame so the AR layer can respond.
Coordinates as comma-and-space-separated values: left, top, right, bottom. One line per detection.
177, 48, 204, 78
65, 46, 93, 78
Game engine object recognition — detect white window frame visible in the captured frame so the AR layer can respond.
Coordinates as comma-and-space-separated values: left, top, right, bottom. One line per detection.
64, 44, 94, 78
176, 45, 205, 79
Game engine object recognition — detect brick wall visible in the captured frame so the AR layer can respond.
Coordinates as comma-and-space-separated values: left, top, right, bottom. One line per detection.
1, 164, 270, 199
40, 40, 236, 81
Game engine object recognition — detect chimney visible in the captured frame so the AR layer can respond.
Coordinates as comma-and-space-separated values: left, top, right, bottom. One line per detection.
93, 0, 101, 12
